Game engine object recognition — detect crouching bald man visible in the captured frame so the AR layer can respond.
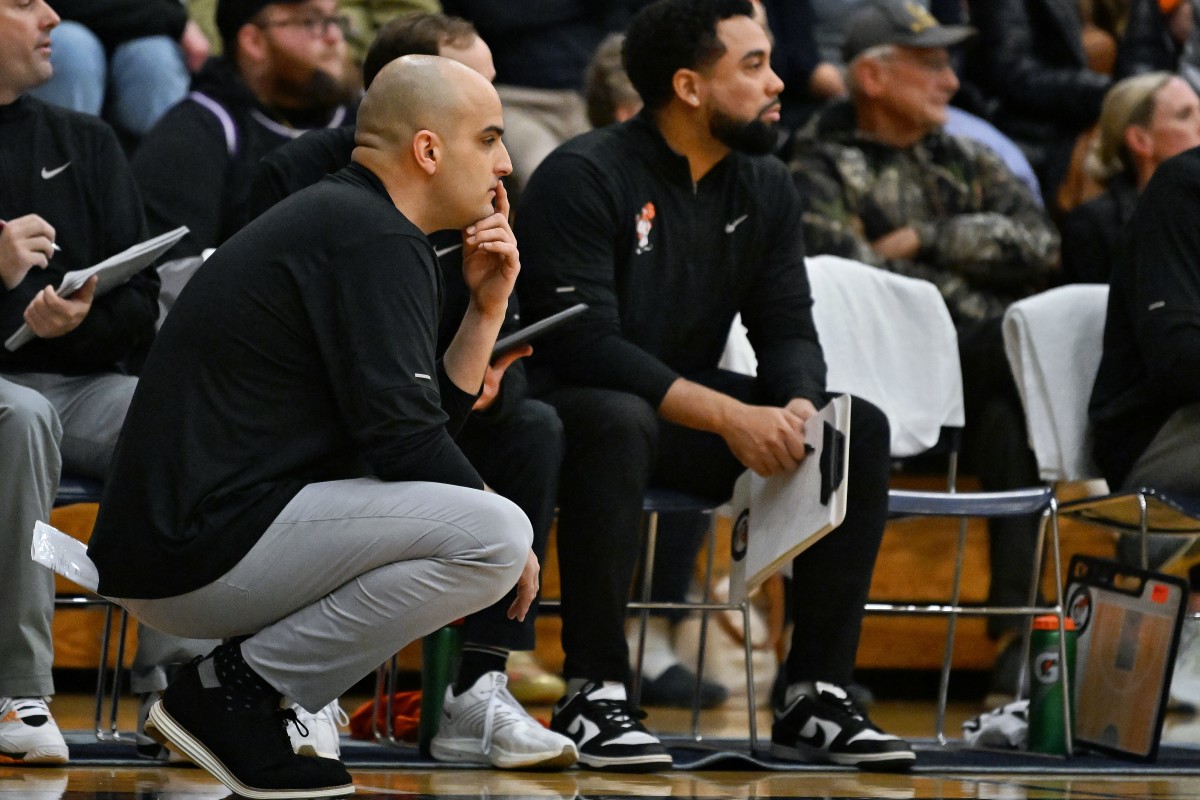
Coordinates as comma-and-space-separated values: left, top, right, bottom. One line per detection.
87, 55, 537, 799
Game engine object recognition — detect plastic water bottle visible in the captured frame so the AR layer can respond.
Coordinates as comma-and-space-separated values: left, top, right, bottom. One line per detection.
1027, 614, 1077, 754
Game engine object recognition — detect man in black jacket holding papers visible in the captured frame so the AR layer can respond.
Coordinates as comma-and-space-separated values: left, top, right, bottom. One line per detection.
0, 0, 162, 764
516, 0, 912, 773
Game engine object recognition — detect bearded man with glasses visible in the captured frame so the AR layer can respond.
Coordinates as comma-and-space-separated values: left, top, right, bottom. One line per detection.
129, 0, 357, 271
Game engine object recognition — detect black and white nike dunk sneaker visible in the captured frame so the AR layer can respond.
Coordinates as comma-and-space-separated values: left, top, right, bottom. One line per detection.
771, 681, 915, 772
549, 681, 672, 772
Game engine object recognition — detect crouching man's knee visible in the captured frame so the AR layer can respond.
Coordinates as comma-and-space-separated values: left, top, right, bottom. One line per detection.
468, 490, 534, 603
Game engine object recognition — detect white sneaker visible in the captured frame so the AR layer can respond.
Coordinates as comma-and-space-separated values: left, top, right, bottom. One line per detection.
0, 697, 68, 763
285, 699, 348, 759
430, 671, 578, 769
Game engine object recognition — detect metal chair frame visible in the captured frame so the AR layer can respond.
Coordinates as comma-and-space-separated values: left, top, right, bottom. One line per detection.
50, 476, 130, 742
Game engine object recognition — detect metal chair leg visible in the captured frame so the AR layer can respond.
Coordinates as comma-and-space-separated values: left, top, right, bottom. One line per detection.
935, 515, 969, 745
94, 604, 128, 741
630, 510, 659, 709
689, 516, 719, 741
1016, 511, 1050, 704
740, 600, 758, 752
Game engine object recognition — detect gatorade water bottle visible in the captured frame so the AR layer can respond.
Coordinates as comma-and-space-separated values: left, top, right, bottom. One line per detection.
1027, 614, 1077, 755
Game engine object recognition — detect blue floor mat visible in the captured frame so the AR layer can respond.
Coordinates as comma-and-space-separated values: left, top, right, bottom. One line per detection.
57, 732, 1200, 773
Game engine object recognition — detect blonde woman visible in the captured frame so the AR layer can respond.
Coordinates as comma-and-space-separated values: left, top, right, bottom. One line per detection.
1062, 71, 1200, 283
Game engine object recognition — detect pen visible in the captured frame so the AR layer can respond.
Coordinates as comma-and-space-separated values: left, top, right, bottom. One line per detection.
0, 219, 61, 251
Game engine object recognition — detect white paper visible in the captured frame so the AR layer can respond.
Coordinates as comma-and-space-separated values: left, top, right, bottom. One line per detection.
31, 520, 99, 593
5, 226, 189, 351
728, 394, 851, 603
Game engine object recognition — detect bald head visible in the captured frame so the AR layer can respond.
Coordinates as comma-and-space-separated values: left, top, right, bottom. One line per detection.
352, 53, 510, 233
355, 54, 494, 159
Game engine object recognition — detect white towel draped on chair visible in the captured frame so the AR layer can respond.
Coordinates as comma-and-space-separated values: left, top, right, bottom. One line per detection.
1001, 284, 1109, 484
721, 254, 964, 458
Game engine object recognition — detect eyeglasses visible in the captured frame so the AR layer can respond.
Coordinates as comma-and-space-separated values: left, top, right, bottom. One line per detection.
255, 13, 350, 38
881, 50, 954, 73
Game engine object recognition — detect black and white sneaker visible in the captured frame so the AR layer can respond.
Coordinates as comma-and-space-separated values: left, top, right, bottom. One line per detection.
148, 657, 354, 798
771, 681, 915, 772
549, 681, 672, 772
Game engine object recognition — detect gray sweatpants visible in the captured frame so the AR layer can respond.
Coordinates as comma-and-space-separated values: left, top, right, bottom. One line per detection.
0, 371, 213, 698
1116, 404, 1200, 569
120, 477, 532, 712
0, 372, 130, 697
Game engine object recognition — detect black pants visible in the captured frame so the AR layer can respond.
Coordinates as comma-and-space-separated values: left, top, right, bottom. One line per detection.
542, 370, 890, 687
959, 318, 1043, 640
457, 397, 563, 651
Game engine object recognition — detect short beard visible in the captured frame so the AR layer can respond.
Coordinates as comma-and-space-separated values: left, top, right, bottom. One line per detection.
709, 108, 779, 155
269, 67, 357, 112
304, 68, 358, 109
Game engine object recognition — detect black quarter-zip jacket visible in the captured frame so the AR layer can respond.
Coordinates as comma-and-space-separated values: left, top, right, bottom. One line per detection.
0, 96, 157, 374
516, 112, 826, 408
89, 163, 481, 599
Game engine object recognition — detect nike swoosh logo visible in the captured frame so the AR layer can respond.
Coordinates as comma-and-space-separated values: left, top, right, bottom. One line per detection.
798, 716, 842, 748
566, 714, 601, 747
41, 162, 71, 180
435, 243, 462, 257
725, 214, 749, 233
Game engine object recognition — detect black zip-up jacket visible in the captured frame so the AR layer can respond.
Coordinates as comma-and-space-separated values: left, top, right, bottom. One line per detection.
90, 163, 481, 599
243, 124, 529, 424
515, 112, 826, 409
961, 0, 1110, 145
132, 57, 352, 261
1090, 147, 1200, 488
0, 96, 157, 374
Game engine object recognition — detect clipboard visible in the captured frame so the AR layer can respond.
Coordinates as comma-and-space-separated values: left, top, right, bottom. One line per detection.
728, 394, 851, 603
6, 225, 189, 351
491, 302, 587, 359
1066, 555, 1187, 761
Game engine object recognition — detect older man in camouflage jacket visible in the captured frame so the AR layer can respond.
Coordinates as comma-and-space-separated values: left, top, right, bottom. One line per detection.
789, 0, 1061, 702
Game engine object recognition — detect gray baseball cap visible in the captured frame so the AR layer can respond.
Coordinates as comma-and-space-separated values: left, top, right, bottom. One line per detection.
842, 0, 976, 63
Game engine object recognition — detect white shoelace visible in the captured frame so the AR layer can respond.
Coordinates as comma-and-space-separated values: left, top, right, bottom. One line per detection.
478, 673, 537, 756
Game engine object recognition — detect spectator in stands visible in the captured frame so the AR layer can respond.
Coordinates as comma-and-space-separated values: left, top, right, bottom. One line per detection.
1090, 142, 1200, 570
244, 11, 576, 767
761, 0, 961, 132
1117, 0, 1200, 92
0, 0, 161, 763
440, 0, 640, 199
789, 0, 1060, 703
961, 0, 1113, 212
517, 0, 915, 772
758, 0, 846, 132
584, 32, 643, 127
1062, 72, 1200, 284
340, 0, 440, 63
88, 55, 549, 798
132, 0, 357, 266
760, 0, 1042, 196
245, 11, 492, 216
28, 0, 209, 142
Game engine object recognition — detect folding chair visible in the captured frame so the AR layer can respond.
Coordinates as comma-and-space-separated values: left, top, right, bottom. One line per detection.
373, 491, 748, 750
534, 490, 752, 745
1002, 285, 1200, 573
624, 489, 752, 743
49, 476, 130, 741
796, 256, 1070, 746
